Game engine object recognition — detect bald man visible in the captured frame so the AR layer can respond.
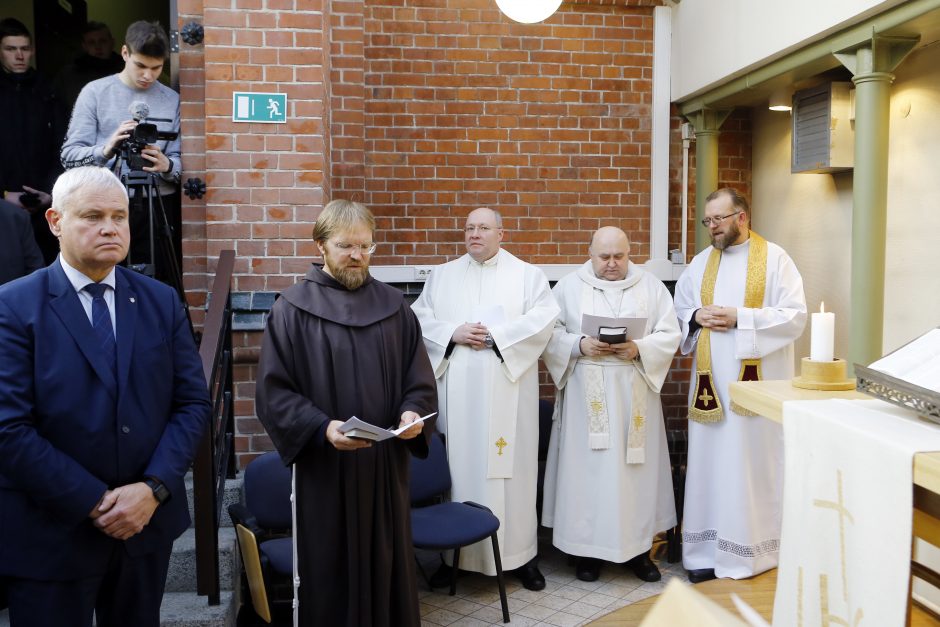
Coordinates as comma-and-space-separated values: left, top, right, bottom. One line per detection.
542, 227, 681, 583
412, 208, 559, 591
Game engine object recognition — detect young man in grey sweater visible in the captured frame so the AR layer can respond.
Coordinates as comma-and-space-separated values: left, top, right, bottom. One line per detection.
60, 21, 181, 283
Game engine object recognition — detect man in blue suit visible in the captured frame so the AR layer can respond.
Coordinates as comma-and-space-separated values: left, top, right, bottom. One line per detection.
0, 166, 210, 627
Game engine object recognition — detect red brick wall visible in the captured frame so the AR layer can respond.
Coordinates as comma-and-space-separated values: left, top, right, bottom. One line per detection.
332, 0, 663, 264
716, 109, 753, 203
177, 0, 753, 468
180, 0, 332, 301
179, 0, 334, 464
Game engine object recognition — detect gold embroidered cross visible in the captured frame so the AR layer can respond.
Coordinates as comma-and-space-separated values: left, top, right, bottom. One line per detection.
698, 389, 714, 407
633, 414, 644, 431
589, 399, 604, 415
495, 437, 508, 456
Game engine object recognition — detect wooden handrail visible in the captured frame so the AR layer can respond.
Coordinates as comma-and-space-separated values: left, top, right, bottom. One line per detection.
199, 250, 236, 384
192, 250, 236, 605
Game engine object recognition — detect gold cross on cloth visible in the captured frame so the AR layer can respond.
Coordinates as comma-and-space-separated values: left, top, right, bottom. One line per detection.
698, 389, 714, 407
495, 437, 508, 456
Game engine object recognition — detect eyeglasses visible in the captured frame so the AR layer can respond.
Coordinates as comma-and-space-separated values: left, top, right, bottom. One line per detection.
331, 241, 377, 255
465, 225, 497, 234
701, 211, 742, 228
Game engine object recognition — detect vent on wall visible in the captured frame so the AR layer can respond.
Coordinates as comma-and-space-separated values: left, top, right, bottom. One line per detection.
791, 82, 854, 174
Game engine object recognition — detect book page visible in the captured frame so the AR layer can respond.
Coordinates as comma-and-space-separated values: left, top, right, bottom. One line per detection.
471, 304, 505, 327
869, 328, 940, 394
337, 412, 437, 441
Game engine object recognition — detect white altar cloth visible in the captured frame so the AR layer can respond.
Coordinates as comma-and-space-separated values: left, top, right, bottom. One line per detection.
773, 399, 940, 626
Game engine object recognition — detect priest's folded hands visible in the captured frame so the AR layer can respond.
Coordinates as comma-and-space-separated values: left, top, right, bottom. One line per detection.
579, 335, 613, 357
453, 321, 490, 349
695, 304, 738, 331
610, 339, 640, 361
578, 336, 639, 360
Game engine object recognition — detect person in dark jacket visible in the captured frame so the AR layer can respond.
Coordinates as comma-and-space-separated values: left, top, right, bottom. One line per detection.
53, 22, 123, 114
0, 198, 43, 285
0, 17, 66, 264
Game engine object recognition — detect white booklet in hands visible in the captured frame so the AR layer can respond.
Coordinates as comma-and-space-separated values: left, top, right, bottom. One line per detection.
337, 412, 437, 441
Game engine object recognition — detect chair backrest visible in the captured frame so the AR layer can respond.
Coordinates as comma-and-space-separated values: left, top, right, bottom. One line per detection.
409, 432, 451, 504
244, 451, 293, 530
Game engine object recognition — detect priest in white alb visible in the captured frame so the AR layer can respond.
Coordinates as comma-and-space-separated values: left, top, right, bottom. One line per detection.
542, 227, 681, 583
411, 207, 559, 591
674, 188, 806, 582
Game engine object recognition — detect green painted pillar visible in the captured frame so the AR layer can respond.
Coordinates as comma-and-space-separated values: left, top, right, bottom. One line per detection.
685, 108, 732, 252
835, 36, 917, 372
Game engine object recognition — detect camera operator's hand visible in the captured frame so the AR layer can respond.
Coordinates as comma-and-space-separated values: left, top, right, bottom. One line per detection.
5, 186, 52, 213
103, 120, 139, 159
140, 144, 171, 174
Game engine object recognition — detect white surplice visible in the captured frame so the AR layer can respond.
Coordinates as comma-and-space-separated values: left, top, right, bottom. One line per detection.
674, 237, 806, 579
542, 262, 680, 562
411, 249, 559, 574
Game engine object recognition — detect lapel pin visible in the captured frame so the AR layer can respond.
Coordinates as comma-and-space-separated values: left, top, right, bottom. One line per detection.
129, 297, 136, 303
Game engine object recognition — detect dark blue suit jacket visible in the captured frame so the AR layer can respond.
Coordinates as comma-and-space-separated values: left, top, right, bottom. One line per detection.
0, 261, 210, 580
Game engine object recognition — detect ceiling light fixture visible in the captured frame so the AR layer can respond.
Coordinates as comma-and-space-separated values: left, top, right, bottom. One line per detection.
494, 0, 564, 24
769, 86, 793, 112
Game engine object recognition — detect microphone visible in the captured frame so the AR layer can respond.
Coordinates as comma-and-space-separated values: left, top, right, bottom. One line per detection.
128, 101, 150, 122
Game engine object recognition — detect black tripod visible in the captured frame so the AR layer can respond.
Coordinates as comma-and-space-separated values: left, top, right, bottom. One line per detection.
120, 169, 187, 306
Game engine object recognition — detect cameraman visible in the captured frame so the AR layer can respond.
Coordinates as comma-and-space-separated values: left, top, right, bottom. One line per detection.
60, 20, 181, 281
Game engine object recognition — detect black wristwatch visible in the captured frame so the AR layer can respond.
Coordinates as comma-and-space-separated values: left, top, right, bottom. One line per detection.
144, 478, 171, 505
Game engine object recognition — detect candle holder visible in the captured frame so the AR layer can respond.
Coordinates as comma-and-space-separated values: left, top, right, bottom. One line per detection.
792, 357, 856, 390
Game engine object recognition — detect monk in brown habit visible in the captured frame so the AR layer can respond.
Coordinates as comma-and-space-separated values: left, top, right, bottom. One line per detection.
256, 199, 437, 626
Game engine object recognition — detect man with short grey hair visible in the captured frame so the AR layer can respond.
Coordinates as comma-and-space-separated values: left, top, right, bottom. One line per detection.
0, 165, 209, 627
412, 207, 559, 591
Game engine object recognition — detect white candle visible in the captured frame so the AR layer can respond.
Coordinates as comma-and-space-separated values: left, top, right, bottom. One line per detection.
810, 302, 835, 362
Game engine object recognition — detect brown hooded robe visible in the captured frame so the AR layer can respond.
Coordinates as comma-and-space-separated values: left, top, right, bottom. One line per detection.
256, 265, 437, 626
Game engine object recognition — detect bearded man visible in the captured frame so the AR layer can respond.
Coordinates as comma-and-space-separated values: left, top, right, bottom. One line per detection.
255, 199, 438, 626
674, 188, 806, 583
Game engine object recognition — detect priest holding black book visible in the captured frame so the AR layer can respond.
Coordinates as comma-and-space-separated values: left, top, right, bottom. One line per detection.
255, 199, 437, 626
541, 226, 681, 583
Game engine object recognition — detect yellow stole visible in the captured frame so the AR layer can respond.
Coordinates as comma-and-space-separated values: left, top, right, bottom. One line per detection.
689, 232, 767, 423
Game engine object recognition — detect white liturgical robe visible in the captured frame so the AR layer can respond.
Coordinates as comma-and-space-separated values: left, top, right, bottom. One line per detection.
542, 262, 681, 562
411, 249, 559, 574
674, 236, 806, 579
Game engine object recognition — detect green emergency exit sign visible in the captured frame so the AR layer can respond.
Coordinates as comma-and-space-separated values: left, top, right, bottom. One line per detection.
232, 92, 287, 123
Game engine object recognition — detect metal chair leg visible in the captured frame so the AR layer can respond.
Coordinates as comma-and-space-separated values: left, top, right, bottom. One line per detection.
414, 554, 432, 588
490, 533, 510, 623
667, 462, 686, 563
450, 547, 461, 597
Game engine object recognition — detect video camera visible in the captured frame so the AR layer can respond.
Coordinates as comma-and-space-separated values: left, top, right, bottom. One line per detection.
120, 101, 179, 171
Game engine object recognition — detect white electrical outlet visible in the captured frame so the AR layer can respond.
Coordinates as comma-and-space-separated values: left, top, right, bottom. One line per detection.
413, 266, 433, 281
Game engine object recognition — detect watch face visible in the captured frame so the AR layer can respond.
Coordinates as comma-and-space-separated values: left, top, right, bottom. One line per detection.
148, 480, 170, 504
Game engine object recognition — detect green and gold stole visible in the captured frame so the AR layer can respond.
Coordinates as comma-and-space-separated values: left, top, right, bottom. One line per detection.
689, 232, 767, 423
